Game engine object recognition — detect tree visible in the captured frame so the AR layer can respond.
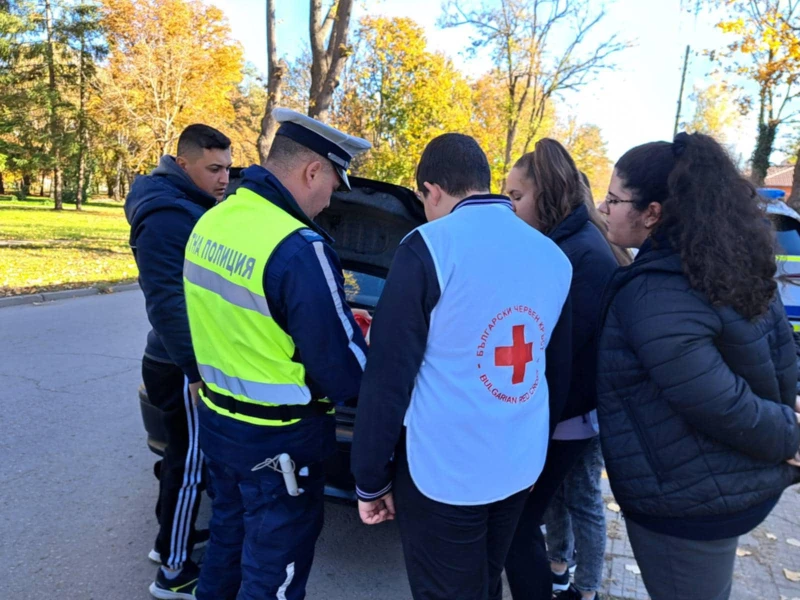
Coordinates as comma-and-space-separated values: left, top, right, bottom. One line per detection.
44, 0, 64, 208
100, 0, 244, 167
559, 117, 612, 199
258, 0, 355, 161
61, 2, 106, 210
442, 0, 628, 183
256, 0, 283, 164
308, 0, 353, 120
231, 65, 269, 166
334, 16, 473, 187
712, 0, 800, 185
687, 80, 743, 147
468, 70, 558, 189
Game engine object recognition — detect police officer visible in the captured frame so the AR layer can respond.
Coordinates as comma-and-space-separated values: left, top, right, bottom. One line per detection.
183, 108, 370, 600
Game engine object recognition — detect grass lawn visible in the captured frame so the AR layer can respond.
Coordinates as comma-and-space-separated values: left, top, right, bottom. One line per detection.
0, 195, 138, 297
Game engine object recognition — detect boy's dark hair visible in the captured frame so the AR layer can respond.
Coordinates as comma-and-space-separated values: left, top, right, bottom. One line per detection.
416, 134, 491, 197
176, 124, 231, 158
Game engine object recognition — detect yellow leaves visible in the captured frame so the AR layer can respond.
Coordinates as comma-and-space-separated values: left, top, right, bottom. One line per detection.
340, 16, 476, 187
97, 0, 244, 164
718, 17, 746, 34
715, 3, 800, 91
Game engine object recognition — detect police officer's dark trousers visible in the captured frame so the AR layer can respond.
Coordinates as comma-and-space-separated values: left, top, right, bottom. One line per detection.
142, 356, 204, 569
394, 444, 530, 600
195, 401, 334, 600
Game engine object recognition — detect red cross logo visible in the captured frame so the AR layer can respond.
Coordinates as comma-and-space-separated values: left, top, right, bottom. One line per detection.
494, 325, 533, 384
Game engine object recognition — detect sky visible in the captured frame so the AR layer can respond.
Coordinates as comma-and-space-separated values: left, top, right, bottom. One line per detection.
210, 0, 759, 164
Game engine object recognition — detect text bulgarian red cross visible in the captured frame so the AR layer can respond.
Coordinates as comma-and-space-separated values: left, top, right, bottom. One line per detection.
494, 324, 533, 385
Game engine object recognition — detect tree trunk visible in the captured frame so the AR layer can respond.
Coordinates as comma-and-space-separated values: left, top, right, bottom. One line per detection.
113, 157, 123, 202
788, 148, 800, 212
308, 0, 354, 121
750, 120, 778, 187
501, 117, 519, 193
21, 173, 32, 198
257, 0, 284, 165
75, 33, 89, 211
44, 0, 63, 210
40, 171, 46, 197
0, 171, 5, 196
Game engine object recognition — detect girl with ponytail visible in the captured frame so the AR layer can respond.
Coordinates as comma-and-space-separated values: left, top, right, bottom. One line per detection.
596, 132, 800, 600
504, 139, 624, 600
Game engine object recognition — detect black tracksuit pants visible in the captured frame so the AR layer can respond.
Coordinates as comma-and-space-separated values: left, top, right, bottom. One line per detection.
394, 445, 530, 600
142, 356, 204, 570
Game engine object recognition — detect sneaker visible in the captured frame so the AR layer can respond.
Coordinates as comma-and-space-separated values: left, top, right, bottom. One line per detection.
148, 530, 210, 564
552, 567, 571, 592
149, 561, 200, 599
553, 585, 601, 600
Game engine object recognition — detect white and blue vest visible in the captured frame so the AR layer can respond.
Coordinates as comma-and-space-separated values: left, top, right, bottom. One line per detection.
404, 199, 572, 505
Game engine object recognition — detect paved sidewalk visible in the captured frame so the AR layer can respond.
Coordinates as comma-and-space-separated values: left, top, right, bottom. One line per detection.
598, 476, 800, 600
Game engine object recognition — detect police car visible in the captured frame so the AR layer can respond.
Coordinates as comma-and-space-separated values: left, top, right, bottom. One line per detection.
759, 188, 800, 331
139, 174, 425, 502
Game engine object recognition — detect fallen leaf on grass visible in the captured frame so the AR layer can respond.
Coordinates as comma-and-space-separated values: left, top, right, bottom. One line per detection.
787, 538, 800, 547
625, 564, 641, 575
766, 533, 778, 541
607, 502, 621, 513
736, 548, 753, 557
783, 568, 800, 582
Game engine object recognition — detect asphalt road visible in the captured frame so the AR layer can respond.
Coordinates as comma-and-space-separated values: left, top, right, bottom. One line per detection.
0, 290, 411, 600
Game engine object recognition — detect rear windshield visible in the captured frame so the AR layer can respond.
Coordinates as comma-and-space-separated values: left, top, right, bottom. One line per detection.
343, 270, 385, 308
770, 214, 800, 256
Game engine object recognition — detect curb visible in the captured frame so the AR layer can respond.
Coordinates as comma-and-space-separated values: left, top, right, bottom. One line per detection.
0, 282, 140, 309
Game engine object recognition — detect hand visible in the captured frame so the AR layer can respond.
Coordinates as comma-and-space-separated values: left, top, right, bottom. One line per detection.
795, 395, 800, 414
787, 452, 800, 467
358, 493, 395, 525
189, 381, 203, 406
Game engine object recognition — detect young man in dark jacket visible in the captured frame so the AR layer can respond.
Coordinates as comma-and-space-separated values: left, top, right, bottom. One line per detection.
352, 134, 573, 600
125, 124, 232, 598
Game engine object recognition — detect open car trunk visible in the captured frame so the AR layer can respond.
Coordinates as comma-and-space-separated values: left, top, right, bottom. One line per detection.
314, 176, 425, 498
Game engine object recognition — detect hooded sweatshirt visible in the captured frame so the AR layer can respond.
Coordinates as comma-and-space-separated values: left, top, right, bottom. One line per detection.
125, 156, 217, 382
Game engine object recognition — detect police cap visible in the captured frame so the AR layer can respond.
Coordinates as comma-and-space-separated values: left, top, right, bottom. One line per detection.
273, 108, 371, 190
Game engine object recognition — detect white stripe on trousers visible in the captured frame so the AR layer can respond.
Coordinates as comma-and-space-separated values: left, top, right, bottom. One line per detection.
166, 377, 203, 569
277, 562, 296, 600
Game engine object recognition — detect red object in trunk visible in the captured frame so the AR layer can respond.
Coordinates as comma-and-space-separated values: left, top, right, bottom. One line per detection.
353, 313, 372, 341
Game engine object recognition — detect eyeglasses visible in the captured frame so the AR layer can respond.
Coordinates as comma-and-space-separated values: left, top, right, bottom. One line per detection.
604, 196, 636, 205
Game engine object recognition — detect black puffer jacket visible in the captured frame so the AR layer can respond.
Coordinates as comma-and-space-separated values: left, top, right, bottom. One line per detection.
548, 203, 619, 421
597, 238, 800, 520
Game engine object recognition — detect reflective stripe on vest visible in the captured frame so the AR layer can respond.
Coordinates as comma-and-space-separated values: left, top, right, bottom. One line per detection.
184, 186, 311, 426
198, 363, 311, 405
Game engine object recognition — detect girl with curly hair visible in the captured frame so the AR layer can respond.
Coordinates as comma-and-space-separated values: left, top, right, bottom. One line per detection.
596, 132, 800, 600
